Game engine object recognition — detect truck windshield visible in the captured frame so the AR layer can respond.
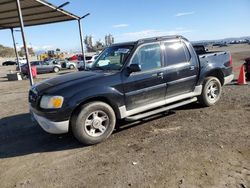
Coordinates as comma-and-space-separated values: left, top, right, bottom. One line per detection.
91, 45, 134, 71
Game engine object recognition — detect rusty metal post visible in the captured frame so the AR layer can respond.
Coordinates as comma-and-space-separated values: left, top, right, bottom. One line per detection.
78, 19, 86, 69
16, 0, 33, 86
10, 28, 21, 72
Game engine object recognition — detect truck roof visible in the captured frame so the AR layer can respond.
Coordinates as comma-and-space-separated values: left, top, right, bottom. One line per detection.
111, 35, 187, 47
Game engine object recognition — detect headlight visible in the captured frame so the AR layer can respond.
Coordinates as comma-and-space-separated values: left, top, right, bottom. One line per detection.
40, 95, 64, 109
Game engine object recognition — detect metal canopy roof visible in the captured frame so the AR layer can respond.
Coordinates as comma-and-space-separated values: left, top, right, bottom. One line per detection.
0, 0, 80, 29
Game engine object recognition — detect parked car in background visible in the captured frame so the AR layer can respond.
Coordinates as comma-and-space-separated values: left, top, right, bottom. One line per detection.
19, 61, 42, 74
2, 61, 17, 66
77, 60, 85, 71
42, 59, 62, 73
21, 60, 61, 75
29, 35, 234, 145
57, 60, 77, 69
77, 55, 99, 71
85, 55, 99, 67
16, 57, 27, 65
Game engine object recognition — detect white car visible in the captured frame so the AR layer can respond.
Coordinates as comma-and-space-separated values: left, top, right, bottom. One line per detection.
77, 60, 85, 71
77, 55, 99, 70
85, 55, 99, 67
16, 57, 27, 65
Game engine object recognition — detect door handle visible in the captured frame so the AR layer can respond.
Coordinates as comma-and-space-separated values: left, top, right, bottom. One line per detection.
189, 66, 195, 70
157, 72, 164, 79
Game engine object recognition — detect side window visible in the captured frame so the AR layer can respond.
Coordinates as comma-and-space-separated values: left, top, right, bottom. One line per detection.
164, 42, 190, 66
183, 43, 191, 61
131, 43, 161, 72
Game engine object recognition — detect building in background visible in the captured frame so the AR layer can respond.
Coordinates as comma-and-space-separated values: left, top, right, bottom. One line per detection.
84, 34, 115, 52
105, 34, 114, 47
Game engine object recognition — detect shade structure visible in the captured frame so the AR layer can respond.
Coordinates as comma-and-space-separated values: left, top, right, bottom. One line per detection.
0, 0, 87, 86
0, 0, 79, 29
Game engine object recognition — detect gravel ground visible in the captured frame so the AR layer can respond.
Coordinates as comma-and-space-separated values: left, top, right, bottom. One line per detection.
0, 44, 250, 188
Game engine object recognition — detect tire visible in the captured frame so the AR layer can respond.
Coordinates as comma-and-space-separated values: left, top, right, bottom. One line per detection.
198, 77, 222, 107
246, 73, 250, 81
53, 67, 60, 73
69, 65, 75, 69
71, 101, 116, 145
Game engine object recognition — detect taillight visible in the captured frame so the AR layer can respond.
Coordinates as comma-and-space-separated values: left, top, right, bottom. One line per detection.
229, 55, 233, 67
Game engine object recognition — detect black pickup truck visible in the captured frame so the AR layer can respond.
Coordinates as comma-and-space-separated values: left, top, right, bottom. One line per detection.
29, 36, 234, 145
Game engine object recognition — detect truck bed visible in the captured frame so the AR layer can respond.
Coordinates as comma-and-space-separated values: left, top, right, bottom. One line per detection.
198, 51, 231, 67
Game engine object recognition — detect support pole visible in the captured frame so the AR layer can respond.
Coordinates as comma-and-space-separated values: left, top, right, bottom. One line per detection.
10, 28, 21, 72
78, 19, 86, 70
16, 0, 33, 86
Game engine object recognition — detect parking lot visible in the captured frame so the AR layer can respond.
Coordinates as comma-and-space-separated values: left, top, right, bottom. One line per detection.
0, 44, 250, 187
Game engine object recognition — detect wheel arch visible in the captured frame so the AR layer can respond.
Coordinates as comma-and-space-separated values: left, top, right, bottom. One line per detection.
202, 69, 224, 85
53, 66, 60, 69
69, 96, 121, 128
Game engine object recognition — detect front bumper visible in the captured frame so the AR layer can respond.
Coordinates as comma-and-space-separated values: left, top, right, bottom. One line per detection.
224, 74, 234, 85
30, 107, 69, 134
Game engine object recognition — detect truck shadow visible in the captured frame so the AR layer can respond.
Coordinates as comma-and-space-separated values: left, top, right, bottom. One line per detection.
0, 113, 82, 159
0, 103, 200, 159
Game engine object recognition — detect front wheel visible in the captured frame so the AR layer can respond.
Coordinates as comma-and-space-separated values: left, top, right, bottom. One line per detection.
53, 67, 60, 73
71, 102, 116, 145
69, 64, 75, 69
198, 77, 222, 107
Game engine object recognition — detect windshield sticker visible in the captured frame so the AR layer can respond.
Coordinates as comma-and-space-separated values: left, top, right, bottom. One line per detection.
116, 48, 130, 54
98, 60, 110, 66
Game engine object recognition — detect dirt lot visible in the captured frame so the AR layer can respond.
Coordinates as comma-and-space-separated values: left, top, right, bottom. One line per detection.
0, 44, 250, 188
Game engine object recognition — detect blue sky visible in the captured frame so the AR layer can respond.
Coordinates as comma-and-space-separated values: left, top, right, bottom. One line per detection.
0, 0, 250, 51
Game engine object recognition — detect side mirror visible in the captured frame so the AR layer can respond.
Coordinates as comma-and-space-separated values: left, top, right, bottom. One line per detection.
127, 64, 141, 73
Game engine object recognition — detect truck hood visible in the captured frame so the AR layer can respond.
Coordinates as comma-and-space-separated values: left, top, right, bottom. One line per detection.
36, 71, 104, 92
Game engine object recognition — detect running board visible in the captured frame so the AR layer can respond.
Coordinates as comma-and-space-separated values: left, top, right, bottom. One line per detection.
125, 97, 197, 121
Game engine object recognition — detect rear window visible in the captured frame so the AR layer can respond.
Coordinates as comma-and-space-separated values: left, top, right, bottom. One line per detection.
193, 45, 206, 55
85, 56, 92, 61
164, 42, 190, 66
31, 61, 40, 65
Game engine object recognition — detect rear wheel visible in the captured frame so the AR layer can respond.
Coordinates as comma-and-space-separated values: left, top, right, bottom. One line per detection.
53, 67, 60, 73
246, 73, 250, 81
69, 64, 75, 69
71, 102, 116, 145
198, 77, 222, 107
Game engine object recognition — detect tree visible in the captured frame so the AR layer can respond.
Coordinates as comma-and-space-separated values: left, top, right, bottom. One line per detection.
93, 40, 105, 51
0, 44, 15, 57
84, 35, 94, 52
18, 47, 35, 57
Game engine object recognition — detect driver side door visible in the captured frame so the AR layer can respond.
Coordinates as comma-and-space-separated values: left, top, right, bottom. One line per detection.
122, 42, 167, 111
